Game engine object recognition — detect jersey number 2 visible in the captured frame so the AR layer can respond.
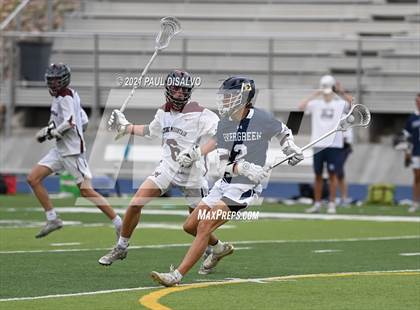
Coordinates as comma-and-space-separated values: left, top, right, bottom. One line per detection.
233, 144, 247, 160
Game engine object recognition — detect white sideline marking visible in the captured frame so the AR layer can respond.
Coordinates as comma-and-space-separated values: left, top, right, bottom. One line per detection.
256, 212, 420, 223
1, 269, 419, 302
0, 286, 158, 302
0, 220, 235, 230
0, 235, 418, 255
50, 243, 81, 247
5, 207, 420, 223
0, 220, 81, 228
313, 249, 342, 254
234, 247, 252, 251
400, 252, 420, 256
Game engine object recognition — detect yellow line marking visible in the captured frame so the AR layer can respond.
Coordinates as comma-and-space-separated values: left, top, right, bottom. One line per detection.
139, 284, 211, 310
139, 270, 420, 310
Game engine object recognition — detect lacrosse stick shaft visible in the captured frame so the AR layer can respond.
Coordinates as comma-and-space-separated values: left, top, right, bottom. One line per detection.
269, 128, 339, 170
119, 49, 159, 113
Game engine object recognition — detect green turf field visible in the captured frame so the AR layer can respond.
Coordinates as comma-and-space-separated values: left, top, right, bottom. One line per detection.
0, 195, 419, 309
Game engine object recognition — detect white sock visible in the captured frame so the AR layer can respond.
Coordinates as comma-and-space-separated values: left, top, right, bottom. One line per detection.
173, 269, 183, 281
46, 209, 57, 221
314, 201, 321, 209
212, 240, 225, 254
413, 202, 419, 208
112, 215, 122, 230
117, 236, 129, 249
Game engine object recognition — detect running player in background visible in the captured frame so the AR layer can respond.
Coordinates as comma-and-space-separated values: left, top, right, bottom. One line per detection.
299, 75, 352, 214
98, 70, 228, 268
28, 63, 122, 238
150, 76, 304, 287
402, 93, 420, 213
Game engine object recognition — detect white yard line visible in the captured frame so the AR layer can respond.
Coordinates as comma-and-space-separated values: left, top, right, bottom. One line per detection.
1, 269, 419, 302
400, 252, 420, 256
50, 242, 81, 247
0, 235, 418, 255
313, 249, 342, 253
0, 220, 236, 230
4, 207, 419, 222
0, 286, 158, 302
0, 220, 82, 228
256, 212, 420, 222
233, 247, 253, 250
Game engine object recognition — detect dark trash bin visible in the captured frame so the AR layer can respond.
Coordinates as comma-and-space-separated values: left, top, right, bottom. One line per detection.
18, 41, 52, 81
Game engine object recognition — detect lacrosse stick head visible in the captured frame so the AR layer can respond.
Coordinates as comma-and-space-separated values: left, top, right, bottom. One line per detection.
155, 16, 181, 50
338, 104, 371, 131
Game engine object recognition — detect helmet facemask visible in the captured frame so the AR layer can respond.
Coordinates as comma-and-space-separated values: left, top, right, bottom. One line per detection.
217, 82, 253, 117
165, 85, 192, 111
45, 64, 71, 96
165, 70, 193, 111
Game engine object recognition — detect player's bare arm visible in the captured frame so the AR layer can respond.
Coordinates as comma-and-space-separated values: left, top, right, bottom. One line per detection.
334, 81, 354, 104
298, 89, 322, 111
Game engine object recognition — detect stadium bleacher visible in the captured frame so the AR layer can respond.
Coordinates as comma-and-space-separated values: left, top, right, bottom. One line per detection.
1, 0, 419, 187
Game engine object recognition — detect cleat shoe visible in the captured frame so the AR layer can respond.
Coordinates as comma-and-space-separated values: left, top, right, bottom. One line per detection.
408, 205, 419, 213
150, 265, 181, 287
305, 205, 321, 214
198, 246, 213, 275
198, 264, 212, 275
35, 218, 63, 238
327, 202, 336, 214
202, 243, 234, 270
98, 245, 127, 266
340, 197, 352, 208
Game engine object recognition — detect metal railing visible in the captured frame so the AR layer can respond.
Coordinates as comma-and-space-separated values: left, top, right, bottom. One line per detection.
1, 30, 419, 137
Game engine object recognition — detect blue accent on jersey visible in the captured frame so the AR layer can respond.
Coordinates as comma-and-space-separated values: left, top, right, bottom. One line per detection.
405, 113, 420, 156
216, 107, 285, 184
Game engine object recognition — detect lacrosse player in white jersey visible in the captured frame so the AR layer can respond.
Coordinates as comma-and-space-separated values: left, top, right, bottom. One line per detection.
299, 75, 352, 214
28, 63, 122, 238
98, 70, 229, 268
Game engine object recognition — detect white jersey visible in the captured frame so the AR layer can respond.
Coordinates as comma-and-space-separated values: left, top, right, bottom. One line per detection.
147, 101, 219, 187
50, 88, 86, 156
306, 97, 349, 148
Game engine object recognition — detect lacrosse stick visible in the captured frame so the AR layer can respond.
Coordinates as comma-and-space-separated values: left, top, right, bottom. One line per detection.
111, 17, 181, 139
267, 104, 371, 171
119, 16, 181, 113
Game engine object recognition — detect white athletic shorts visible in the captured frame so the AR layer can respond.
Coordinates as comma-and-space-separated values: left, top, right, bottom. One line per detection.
38, 148, 92, 184
147, 164, 208, 209
411, 156, 420, 169
202, 179, 261, 211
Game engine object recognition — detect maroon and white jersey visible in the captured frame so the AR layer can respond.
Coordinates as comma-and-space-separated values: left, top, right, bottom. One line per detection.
50, 88, 86, 156
147, 101, 219, 187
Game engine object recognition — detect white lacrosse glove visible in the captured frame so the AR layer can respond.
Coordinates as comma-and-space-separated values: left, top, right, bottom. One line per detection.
48, 128, 63, 140
176, 144, 201, 168
35, 126, 50, 143
236, 160, 268, 183
109, 109, 131, 136
282, 139, 304, 166
35, 122, 62, 142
